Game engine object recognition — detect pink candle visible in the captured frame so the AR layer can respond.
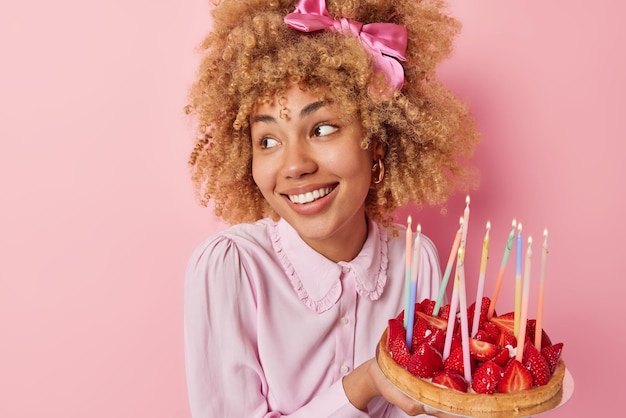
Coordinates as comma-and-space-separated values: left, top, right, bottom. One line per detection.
433, 218, 463, 316
404, 216, 412, 331
514, 223, 523, 338
535, 229, 548, 350
515, 237, 532, 362
442, 267, 459, 360
471, 221, 490, 337
487, 219, 516, 319
457, 248, 472, 382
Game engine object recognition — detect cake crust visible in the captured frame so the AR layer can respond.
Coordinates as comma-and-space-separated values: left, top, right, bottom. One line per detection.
377, 329, 565, 418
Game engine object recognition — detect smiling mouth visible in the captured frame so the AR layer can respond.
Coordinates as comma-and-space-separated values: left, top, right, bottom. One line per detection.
286, 186, 335, 204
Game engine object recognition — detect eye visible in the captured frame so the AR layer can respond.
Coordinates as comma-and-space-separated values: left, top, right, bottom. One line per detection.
313, 124, 338, 137
259, 137, 280, 149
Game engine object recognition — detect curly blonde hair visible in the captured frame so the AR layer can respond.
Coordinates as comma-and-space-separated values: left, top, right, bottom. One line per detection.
186, 0, 479, 225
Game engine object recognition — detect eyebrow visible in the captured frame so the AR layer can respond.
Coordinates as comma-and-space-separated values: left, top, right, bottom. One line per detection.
251, 100, 331, 124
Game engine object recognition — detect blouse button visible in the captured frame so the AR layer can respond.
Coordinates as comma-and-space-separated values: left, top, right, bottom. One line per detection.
340, 317, 349, 325
341, 266, 350, 274
340, 365, 350, 374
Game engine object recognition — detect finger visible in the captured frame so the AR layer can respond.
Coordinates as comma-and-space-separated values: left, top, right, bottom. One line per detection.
368, 361, 426, 415
423, 405, 439, 415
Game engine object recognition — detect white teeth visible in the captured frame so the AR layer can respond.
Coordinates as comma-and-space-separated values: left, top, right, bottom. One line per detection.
288, 187, 332, 204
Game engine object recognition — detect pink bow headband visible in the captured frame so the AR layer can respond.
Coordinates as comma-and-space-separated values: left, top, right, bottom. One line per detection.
284, 0, 407, 94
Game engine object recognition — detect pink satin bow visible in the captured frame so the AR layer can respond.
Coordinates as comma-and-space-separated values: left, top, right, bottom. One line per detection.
284, 0, 407, 93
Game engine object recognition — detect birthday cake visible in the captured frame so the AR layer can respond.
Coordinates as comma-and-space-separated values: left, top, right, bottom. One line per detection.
377, 297, 565, 418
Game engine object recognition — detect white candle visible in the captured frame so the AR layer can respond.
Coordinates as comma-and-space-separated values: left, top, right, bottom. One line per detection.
514, 223, 523, 338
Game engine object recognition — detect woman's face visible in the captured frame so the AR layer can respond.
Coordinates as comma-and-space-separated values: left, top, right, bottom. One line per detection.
250, 85, 376, 262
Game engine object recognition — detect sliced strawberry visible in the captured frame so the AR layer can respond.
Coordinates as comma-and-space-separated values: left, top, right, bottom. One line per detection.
412, 317, 430, 348
438, 303, 451, 320
388, 338, 411, 367
523, 343, 551, 387
481, 321, 501, 342
407, 341, 443, 378
490, 312, 516, 336
387, 319, 411, 367
469, 338, 499, 362
498, 359, 533, 393
496, 330, 517, 349
420, 298, 436, 315
541, 342, 564, 374
473, 329, 496, 344
526, 319, 553, 349
387, 318, 406, 343
421, 327, 445, 354
468, 296, 492, 330
432, 369, 469, 392
472, 361, 502, 394
416, 311, 448, 330
450, 332, 462, 353
492, 347, 512, 367
444, 345, 474, 374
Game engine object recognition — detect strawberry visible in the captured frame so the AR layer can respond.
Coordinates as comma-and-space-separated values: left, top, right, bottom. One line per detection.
432, 369, 469, 392
386, 319, 411, 367
421, 327, 445, 354
420, 298, 436, 315
492, 347, 512, 367
523, 343, 551, 387
469, 338, 499, 362
472, 361, 502, 394
438, 303, 451, 320
526, 319, 553, 349
412, 318, 430, 348
496, 330, 517, 349
416, 310, 449, 330
541, 342, 564, 374
490, 312, 516, 336
473, 329, 496, 344
468, 297, 491, 330
387, 318, 406, 343
407, 341, 443, 378
481, 321, 501, 342
450, 332, 462, 353
444, 345, 474, 374
498, 359, 533, 393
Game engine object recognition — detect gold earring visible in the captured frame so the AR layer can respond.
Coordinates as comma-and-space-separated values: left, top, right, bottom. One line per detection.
372, 159, 385, 184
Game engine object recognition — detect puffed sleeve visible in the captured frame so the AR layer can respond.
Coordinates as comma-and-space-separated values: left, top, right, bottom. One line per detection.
184, 235, 370, 418
184, 235, 273, 417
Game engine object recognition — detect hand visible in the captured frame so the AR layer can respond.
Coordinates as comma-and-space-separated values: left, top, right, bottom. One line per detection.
421, 404, 460, 418
342, 358, 459, 417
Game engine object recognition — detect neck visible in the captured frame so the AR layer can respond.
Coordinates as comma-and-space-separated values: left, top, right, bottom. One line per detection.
303, 216, 369, 263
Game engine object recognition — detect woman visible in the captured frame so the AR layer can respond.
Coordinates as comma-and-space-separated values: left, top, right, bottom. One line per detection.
184, 0, 478, 416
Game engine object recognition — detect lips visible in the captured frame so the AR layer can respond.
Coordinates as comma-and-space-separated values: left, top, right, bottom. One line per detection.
286, 185, 335, 204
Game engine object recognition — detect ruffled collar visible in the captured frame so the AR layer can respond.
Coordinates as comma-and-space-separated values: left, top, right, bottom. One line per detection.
269, 218, 389, 313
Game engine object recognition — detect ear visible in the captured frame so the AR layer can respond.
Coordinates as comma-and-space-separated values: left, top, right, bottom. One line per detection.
372, 139, 387, 161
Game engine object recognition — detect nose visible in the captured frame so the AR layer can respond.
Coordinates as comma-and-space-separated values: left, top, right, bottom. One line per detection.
279, 142, 317, 179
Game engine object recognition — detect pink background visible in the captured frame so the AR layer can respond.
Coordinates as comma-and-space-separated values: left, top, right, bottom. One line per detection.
0, 1, 622, 417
